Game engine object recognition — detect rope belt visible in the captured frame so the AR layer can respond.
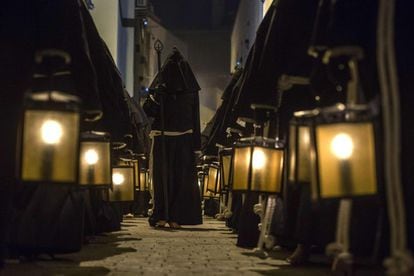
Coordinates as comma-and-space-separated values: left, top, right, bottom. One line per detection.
150, 129, 193, 137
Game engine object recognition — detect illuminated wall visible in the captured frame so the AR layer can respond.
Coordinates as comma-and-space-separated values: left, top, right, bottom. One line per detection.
230, 0, 263, 72
263, 0, 273, 18
89, 0, 135, 97
89, 0, 120, 64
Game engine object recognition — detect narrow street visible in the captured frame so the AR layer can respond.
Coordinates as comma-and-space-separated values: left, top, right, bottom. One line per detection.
0, 217, 336, 276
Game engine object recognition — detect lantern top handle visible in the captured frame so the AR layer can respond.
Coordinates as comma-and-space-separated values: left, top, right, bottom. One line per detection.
322, 46, 365, 106
237, 116, 256, 124
112, 142, 127, 150
320, 103, 371, 115
28, 90, 80, 104
226, 127, 243, 135
238, 136, 283, 148
81, 131, 111, 140
295, 103, 372, 118
322, 46, 364, 64
250, 103, 278, 112
35, 49, 71, 65
119, 157, 133, 162
202, 155, 218, 162
293, 109, 320, 118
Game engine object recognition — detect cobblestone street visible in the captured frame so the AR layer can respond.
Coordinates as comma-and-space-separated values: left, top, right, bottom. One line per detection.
0, 217, 340, 276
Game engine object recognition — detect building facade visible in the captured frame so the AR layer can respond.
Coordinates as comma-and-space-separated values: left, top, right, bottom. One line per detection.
88, 0, 187, 100
230, 0, 273, 72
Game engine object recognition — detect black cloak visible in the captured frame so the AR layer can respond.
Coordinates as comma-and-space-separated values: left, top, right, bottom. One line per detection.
144, 48, 202, 225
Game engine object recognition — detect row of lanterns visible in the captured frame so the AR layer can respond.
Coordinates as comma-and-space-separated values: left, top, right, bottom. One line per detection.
199, 98, 378, 205
18, 50, 149, 203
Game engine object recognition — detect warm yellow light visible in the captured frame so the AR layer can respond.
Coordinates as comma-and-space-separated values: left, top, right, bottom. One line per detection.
253, 148, 267, 170
302, 128, 310, 145
41, 120, 63, 144
113, 173, 125, 185
330, 133, 354, 160
84, 149, 99, 165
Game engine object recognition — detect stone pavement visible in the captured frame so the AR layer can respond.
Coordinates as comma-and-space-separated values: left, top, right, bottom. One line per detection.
0, 217, 382, 275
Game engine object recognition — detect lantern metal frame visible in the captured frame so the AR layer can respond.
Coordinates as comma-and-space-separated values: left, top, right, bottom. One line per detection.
219, 147, 233, 193
131, 154, 149, 192
18, 90, 81, 185
109, 164, 136, 202
79, 131, 112, 188
309, 104, 380, 200
196, 165, 205, 197
138, 168, 149, 192
201, 163, 219, 199
206, 162, 220, 195
288, 110, 318, 185
231, 136, 285, 194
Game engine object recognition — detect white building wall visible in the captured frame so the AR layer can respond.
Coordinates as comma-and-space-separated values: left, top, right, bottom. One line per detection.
118, 0, 136, 96
230, 0, 266, 72
89, 0, 136, 96
143, 18, 188, 89
263, 0, 273, 17
89, 0, 120, 64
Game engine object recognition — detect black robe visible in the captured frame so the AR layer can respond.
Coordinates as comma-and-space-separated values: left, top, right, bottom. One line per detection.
396, 0, 414, 253
0, 0, 132, 257
145, 49, 202, 225
302, 0, 387, 259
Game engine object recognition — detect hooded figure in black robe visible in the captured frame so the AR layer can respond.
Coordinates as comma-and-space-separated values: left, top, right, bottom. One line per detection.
201, 68, 243, 155
299, 0, 386, 262
1, 0, 104, 257
0, 0, 135, 258
396, 0, 414, 254
144, 48, 202, 227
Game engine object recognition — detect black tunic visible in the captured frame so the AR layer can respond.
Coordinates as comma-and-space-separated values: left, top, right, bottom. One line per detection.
145, 49, 202, 225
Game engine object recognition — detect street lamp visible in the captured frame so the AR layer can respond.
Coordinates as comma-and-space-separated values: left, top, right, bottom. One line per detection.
79, 131, 111, 187
18, 50, 80, 184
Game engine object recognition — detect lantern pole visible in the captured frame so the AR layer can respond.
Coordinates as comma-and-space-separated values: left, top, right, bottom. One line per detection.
250, 104, 278, 256
154, 39, 169, 222
253, 76, 311, 256
322, 47, 363, 272
377, 0, 414, 272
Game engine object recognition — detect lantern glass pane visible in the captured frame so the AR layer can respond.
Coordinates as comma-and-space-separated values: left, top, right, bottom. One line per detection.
232, 146, 251, 191
216, 170, 221, 194
250, 147, 284, 193
288, 125, 297, 182
133, 161, 139, 190
140, 171, 147, 191
221, 155, 231, 188
207, 166, 218, 193
289, 125, 311, 183
79, 142, 111, 185
203, 173, 210, 197
109, 167, 135, 201
316, 122, 377, 198
22, 110, 79, 183
297, 126, 311, 182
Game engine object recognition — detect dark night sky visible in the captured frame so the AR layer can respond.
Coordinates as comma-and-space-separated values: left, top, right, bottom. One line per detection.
150, 0, 240, 30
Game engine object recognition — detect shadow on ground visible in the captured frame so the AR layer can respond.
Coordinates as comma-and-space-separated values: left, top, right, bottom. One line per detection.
1, 230, 139, 276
